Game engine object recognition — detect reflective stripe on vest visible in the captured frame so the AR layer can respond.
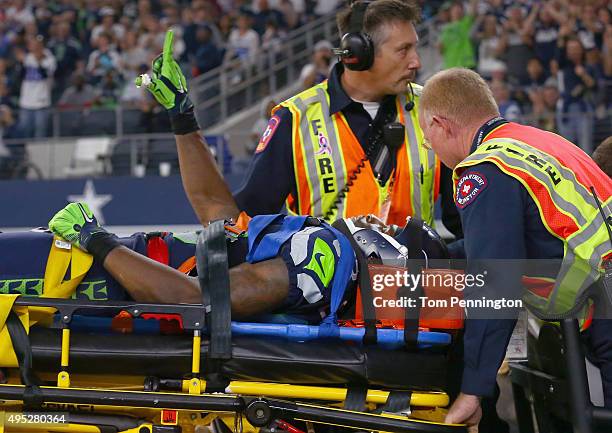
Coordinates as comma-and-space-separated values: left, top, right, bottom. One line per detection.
281, 81, 438, 226
454, 123, 612, 318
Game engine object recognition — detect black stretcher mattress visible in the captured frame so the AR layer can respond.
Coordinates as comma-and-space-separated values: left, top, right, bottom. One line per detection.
28, 328, 448, 391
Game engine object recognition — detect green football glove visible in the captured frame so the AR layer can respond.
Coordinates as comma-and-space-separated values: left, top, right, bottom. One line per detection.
49, 202, 120, 262
135, 30, 199, 134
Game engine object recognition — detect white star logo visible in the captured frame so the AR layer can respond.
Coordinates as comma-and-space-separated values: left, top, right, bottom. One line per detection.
67, 180, 113, 224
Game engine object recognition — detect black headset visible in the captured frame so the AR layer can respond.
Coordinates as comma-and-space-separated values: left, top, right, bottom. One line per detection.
334, 0, 374, 71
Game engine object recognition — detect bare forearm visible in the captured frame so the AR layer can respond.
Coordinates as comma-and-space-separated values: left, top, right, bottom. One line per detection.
580, 73, 596, 89
105, 247, 290, 319
228, 258, 289, 319
104, 246, 202, 304
548, 7, 566, 24
523, 6, 538, 32
175, 131, 240, 224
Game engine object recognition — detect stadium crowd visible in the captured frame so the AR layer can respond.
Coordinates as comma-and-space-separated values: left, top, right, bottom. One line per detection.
0, 0, 610, 166
0, 0, 342, 141
434, 0, 611, 154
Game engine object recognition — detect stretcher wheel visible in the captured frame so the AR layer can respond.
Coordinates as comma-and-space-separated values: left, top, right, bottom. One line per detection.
246, 399, 273, 427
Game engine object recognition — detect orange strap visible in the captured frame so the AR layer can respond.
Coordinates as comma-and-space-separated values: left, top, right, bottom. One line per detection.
228, 211, 251, 234
176, 212, 252, 275
178, 256, 197, 274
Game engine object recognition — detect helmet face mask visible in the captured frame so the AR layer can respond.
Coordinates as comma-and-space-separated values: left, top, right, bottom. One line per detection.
352, 228, 409, 267
341, 217, 449, 268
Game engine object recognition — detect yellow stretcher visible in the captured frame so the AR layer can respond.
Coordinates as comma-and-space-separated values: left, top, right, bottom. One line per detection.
0, 227, 466, 433
0, 295, 465, 433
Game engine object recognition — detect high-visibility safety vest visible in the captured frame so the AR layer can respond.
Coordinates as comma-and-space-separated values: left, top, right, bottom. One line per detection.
454, 122, 612, 319
279, 82, 440, 226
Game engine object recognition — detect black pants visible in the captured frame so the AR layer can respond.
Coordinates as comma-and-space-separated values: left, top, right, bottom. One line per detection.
584, 318, 612, 408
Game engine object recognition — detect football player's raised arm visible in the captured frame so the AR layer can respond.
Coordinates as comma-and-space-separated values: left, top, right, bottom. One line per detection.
175, 132, 240, 224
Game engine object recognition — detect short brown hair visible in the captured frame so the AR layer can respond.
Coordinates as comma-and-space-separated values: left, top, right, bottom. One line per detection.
420, 68, 499, 126
593, 136, 612, 178
337, 0, 420, 49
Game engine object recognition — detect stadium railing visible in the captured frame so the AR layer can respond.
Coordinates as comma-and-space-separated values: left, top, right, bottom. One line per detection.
0, 109, 609, 182
0, 133, 231, 181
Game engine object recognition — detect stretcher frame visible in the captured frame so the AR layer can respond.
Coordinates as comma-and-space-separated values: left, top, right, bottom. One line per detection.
0, 222, 466, 433
0, 296, 465, 433
509, 319, 612, 433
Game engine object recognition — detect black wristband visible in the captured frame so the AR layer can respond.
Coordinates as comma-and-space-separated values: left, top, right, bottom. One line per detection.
170, 108, 200, 135
87, 232, 121, 264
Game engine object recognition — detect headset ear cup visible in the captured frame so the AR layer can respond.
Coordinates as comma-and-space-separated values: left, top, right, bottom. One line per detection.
359, 33, 374, 70
340, 32, 374, 71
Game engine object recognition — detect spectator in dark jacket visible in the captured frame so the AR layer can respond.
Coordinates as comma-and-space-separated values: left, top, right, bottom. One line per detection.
48, 21, 83, 101
254, 0, 286, 35
193, 25, 222, 76
183, 6, 223, 59
553, 36, 598, 153
529, 3, 562, 72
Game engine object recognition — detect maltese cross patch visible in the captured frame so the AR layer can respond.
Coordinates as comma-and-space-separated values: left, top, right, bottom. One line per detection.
255, 115, 281, 154
456, 172, 488, 208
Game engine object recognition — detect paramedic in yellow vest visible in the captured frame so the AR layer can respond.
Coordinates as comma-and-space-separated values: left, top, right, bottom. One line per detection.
225, 0, 461, 235
418, 68, 612, 429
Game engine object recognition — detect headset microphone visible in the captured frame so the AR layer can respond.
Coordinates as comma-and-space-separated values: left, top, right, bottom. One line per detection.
404, 82, 415, 112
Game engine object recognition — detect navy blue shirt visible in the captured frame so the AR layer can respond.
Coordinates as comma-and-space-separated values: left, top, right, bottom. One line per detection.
254, 9, 286, 35
48, 37, 82, 81
234, 63, 463, 238
454, 118, 564, 396
555, 49, 597, 111
195, 41, 222, 75
533, 22, 558, 72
